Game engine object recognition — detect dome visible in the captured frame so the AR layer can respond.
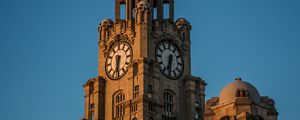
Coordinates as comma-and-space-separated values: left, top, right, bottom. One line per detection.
175, 18, 190, 25
176, 18, 188, 23
175, 18, 191, 30
219, 78, 261, 104
100, 18, 113, 26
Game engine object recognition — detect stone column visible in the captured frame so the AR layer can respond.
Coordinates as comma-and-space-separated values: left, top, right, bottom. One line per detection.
157, 0, 163, 21
115, 0, 121, 22
169, 0, 174, 22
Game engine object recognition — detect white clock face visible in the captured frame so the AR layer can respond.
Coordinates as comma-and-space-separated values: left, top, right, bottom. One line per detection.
105, 42, 132, 80
155, 42, 184, 79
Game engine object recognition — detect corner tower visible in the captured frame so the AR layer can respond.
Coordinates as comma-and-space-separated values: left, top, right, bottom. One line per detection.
82, 0, 206, 120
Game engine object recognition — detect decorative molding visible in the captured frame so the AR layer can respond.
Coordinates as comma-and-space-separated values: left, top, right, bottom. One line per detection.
151, 30, 188, 58
101, 34, 134, 57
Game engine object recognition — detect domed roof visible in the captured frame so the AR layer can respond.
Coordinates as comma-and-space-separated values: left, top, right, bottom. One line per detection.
100, 18, 113, 25
219, 78, 261, 104
175, 18, 191, 30
175, 18, 190, 25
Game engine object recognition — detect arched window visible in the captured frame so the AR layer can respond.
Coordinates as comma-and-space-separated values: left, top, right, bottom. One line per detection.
236, 89, 250, 97
255, 115, 264, 120
134, 85, 139, 98
132, 117, 137, 120
113, 91, 126, 119
162, 92, 174, 120
241, 90, 246, 97
148, 102, 155, 112
236, 89, 241, 97
220, 116, 230, 120
89, 82, 94, 94
89, 111, 94, 120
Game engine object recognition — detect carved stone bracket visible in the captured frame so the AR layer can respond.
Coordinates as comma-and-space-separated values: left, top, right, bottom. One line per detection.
152, 30, 179, 46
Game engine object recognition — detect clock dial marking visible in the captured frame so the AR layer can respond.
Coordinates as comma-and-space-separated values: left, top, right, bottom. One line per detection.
105, 42, 133, 80
155, 42, 184, 79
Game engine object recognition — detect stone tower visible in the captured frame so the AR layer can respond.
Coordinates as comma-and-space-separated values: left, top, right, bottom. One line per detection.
82, 0, 206, 120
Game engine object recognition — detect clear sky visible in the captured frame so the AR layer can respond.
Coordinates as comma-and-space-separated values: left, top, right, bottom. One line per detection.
0, 0, 299, 119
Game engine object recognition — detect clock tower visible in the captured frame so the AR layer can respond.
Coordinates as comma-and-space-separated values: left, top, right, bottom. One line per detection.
82, 0, 206, 120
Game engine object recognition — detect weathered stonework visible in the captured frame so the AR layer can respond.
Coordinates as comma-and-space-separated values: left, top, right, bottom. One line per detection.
81, 1, 278, 120
81, 0, 206, 120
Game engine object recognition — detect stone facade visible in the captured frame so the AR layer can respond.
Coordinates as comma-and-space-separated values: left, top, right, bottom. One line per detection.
81, 1, 278, 120
204, 78, 278, 120
81, 0, 206, 120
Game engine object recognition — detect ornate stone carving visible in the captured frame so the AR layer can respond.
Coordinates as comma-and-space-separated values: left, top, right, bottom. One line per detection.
175, 18, 191, 31
137, 1, 150, 11
102, 34, 134, 57
152, 30, 187, 57
98, 18, 114, 57
206, 97, 219, 106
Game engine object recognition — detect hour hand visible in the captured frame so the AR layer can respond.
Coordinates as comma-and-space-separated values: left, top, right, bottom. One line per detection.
167, 54, 173, 75
115, 55, 121, 77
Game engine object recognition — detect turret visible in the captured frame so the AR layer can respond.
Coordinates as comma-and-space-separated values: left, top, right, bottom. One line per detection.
134, 1, 153, 58
135, 1, 152, 24
176, 18, 191, 42
98, 19, 114, 42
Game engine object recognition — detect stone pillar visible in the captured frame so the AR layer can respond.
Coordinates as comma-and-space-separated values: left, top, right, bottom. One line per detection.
157, 0, 163, 22
98, 19, 113, 76
126, 0, 132, 20
115, 0, 121, 22
175, 18, 192, 75
134, 1, 153, 58
97, 77, 106, 120
184, 76, 196, 120
169, 0, 174, 22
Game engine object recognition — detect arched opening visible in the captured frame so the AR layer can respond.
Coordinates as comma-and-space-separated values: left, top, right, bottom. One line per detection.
235, 89, 241, 97
163, 0, 174, 21
163, 3, 169, 19
162, 91, 175, 120
89, 82, 94, 94
89, 111, 94, 120
113, 91, 126, 119
120, 4, 126, 20
115, 0, 135, 21
153, 7, 158, 19
133, 63, 138, 76
220, 116, 230, 120
255, 115, 264, 120
132, 117, 137, 120
134, 85, 139, 98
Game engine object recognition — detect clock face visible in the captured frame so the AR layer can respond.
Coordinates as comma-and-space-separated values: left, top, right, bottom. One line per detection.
155, 42, 184, 79
105, 42, 133, 80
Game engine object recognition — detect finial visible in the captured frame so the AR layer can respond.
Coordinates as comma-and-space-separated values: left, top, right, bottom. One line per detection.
235, 78, 242, 81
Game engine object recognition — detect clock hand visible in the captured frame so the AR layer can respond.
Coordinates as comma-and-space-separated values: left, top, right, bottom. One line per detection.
115, 55, 121, 77
167, 54, 173, 76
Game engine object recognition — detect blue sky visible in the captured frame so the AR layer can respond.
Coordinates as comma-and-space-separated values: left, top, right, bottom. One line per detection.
0, 0, 299, 119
